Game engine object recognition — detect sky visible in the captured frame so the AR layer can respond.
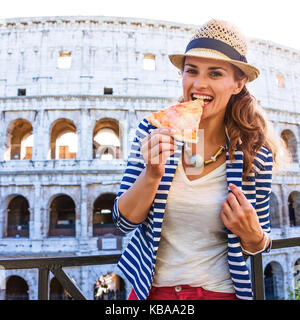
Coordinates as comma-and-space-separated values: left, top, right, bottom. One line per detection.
0, 0, 300, 51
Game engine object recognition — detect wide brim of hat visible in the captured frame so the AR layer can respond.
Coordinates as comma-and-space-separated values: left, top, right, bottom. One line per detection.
169, 48, 260, 82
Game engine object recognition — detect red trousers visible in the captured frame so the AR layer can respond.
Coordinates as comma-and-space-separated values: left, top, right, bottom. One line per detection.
128, 285, 237, 300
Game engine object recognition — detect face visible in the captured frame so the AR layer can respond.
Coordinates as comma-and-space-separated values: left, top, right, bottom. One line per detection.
182, 56, 246, 123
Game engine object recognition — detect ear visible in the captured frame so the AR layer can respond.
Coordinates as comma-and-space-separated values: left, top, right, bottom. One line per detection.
232, 77, 247, 95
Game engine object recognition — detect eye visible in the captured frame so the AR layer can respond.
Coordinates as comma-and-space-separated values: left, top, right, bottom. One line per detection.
184, 68, 197, 74
209, 71, 223, 77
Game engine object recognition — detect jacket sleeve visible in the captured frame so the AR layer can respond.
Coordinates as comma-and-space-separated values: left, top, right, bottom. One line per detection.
253, 145, 274, 253
112, 118, 150, 234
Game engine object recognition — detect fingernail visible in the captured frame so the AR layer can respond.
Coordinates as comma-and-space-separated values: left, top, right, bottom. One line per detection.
229, 183, 234, 187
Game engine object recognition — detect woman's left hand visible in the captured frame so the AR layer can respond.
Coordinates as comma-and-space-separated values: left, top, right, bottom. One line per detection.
220, 183, 265, 251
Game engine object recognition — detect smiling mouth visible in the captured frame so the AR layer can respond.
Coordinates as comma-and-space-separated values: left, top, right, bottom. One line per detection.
191, 94, 214, 105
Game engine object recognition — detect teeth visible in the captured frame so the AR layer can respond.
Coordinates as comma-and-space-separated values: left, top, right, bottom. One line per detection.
192, 94, 213, 101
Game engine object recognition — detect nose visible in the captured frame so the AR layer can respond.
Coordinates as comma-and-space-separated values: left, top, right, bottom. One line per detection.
193, 74, 209, 90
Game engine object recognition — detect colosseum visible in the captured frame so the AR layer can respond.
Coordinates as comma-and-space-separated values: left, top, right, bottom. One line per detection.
0, 15, 299, 300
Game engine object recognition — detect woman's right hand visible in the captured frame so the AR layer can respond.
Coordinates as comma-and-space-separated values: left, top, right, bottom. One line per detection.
141, 127, 178, 180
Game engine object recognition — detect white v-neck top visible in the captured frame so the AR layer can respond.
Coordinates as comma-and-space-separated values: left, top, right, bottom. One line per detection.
152, 157, 234, 293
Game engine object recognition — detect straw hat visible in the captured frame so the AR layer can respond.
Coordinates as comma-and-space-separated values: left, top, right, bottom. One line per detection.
169, 19, 259, 82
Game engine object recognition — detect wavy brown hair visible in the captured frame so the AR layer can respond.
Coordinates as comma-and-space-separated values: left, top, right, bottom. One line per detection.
179, 60, 289, 179
225, 66, 289, 179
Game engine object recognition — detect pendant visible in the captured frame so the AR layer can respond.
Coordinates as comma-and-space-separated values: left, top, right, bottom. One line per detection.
190, 154, 204, 168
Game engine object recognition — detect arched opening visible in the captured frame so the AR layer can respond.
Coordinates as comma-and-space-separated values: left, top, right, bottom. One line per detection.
270, 192, 280, 228
6, 195, 30, 238
281, 130, 298, 163
93, 193, 120, 237
5, 276, 29, 300
93, 193, 120, 236
288, 191, 300, 227
56, 132, 77, 159
49, 195, 76, 237
21, 134, 34, 160
264, 262, 284, 300
276, 73, 285, 88
93, 119, 121, 160
143, 54, 156, 71
50, 277, 64, 300
49, 119, 77, 159
5, 119, 33, 160
94, 273, 126, 300
57, 51, 72, 69
50, 277, 72, 300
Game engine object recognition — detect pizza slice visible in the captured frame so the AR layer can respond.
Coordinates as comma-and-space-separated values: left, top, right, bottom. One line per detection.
146, 99, 204, 143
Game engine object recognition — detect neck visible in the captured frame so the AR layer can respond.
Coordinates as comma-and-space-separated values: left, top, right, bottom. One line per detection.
199, 117, 226, 146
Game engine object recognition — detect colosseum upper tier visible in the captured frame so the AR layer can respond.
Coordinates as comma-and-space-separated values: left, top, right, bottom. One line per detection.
0, 16, 299, 300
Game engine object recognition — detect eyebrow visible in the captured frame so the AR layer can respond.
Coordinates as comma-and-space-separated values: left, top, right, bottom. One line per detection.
184, 63, 228, 72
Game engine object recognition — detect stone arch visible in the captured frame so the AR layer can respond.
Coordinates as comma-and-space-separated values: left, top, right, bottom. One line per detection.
94, 272, 126, 300
264, 261, 285, 300
5, 275, 29, 300
270, 192, 280, 228
281, 129, 298, 163
49, 118, 77, 159
6, 195, 30, 238
93, 118, 122, 159
5, 118, 33, 160
288, 191, 300, 227
93, 193, 120, 236
48, 194, 76, 237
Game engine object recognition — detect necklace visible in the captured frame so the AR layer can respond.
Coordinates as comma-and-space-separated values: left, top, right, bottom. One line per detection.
184, 142, 226, 168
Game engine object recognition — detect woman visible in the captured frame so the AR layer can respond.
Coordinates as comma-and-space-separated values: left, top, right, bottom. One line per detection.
113, 19, 283, 300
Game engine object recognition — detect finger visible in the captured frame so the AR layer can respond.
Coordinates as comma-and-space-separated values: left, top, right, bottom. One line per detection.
144, 142, 176, 162
150, 133, 175, 146
143, 140, 177, 163
160, 149, 177, 164
226, 192, 241, 212
152, 142, 176, 158
142, 133, 174, 153
142, 135, 176, 157
220, 209, 230, 227
221, 201, 236, 227
221, 200, 233, 216
229, 183, 248, 206
141, 129, 164, 147
141, 126, 176, 150
143, 134, 175, 156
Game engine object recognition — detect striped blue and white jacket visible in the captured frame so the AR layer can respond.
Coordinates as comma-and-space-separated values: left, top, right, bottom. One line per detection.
113, 118, 273, 300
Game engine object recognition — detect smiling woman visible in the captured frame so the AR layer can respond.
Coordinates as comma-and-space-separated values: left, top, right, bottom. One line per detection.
113, 18, 288, 301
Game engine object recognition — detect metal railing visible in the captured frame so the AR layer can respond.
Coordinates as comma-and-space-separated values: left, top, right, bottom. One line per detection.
0, 237, 299, 300
0, 254, 121, 300
250, 237, 300, 300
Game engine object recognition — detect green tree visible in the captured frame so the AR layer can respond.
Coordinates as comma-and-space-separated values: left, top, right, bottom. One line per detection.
287, 282, 300, 300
